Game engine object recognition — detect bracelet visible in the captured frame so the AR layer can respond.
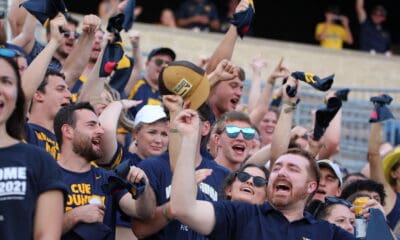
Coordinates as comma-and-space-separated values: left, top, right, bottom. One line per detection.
169, 128, 179, 133
162, 203, 173, 221
283, 101, 297, 113
119, 100, 125, 109
284, 105, 296, 113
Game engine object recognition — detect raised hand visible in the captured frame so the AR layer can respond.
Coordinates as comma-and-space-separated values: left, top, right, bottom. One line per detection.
174, 109, 200, 137
82, 14, 101, 34
50, 13, 67, 44
126, 165, 148, 184
195, 169, 213, 185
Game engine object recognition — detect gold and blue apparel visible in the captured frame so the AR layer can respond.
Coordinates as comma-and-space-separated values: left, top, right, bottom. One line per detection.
138, 152, 229, 239
60, 165, 128, 240
127, 79, 162, 118
70, 55, 133, 103
25, 123, 60, 160
0, 142, 67, 240
315, 23, 347, 49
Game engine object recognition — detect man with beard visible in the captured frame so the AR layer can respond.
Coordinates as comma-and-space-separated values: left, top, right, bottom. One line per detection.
53, 102, 155, 240
168, 109, 355, 240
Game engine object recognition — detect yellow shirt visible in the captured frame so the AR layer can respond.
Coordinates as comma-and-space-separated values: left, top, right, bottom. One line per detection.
315, 23, 347, 49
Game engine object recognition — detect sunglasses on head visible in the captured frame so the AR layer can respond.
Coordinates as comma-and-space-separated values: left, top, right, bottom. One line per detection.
225, 126, 256, 140
325, 196, 352, 208
62, 31, 80, 39
0, 48, 22, 58
154, 59, 170, 67
236, 171, 267, 187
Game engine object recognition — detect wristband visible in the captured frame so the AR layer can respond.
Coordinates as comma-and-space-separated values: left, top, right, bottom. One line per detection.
169, 128, 179, 133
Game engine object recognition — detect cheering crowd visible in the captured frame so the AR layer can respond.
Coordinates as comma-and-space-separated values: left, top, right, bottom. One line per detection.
0, 0, 399, 239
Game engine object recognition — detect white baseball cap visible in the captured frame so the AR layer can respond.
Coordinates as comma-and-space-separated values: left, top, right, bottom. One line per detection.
134, 105, 167, 126
317, 160, 343, 187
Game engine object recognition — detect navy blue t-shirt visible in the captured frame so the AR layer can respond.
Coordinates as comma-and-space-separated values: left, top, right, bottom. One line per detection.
0, 143, 67, 240
209, 201, 355, 240
360, 19, 391, 53
25, 123, 60, 160
387, 192, 400, 229
28, 40, 62, 71
60, 165, 127, 240
138, 152, 229, 240
127, 79, 162, 119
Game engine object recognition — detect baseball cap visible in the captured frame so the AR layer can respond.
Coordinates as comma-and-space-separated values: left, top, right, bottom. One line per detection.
372, 5, 387, 17
382, 148, 400, 185
317, 160, 343, 187
147, 47, 176, 61
133, 105, 167, 126
158, 60, 210, 110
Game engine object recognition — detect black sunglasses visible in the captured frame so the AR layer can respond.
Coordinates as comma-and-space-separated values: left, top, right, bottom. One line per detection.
325, 196, 352, 208
154, 59, 170, 67
236, 171, 267, 188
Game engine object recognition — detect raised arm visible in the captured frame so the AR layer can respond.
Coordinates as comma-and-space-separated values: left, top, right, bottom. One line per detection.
124, 29, 143, 96
249, 58, 289, 127
63, 14, 101, 89
77, 32, 107, 103
170, 109, 215, 235
205, 0, 250, 74
355, 0, 367, 23
247, 56, 266, 112
163, 95, 184, 172
368, 122, 397, 215
341, 16, 353, 45
7, 0, 27, 37
98, 100, 141, 165
246, 144, 271, 166
269, 76, 299, 167
21, 14, 65, 114
11, 12, 37, 54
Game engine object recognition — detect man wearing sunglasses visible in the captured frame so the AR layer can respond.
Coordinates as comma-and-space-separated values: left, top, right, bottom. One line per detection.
170, 109, 355, 240
127, 47, 176, 118
212, 111, 255, 171
12, 13, 79, 71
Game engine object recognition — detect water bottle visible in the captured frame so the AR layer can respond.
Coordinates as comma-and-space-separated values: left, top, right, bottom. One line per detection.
354, 197, 369, 240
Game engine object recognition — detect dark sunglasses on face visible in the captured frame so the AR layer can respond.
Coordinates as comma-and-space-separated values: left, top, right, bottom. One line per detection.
325, 196, 352, 208
62, 31, 80, 39
225, 126, 256, 140
154, 59, 170, 67
236, 171, 268, 187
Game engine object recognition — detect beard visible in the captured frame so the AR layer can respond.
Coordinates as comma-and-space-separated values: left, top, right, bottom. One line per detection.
267, 182, 309, 210
72, 132, 103, 162
56, 47, 69, 59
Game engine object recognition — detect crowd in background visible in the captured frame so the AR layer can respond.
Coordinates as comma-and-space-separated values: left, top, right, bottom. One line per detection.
0, 0, 399, 239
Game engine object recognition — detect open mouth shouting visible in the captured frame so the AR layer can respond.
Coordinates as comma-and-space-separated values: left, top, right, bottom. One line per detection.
232, 143, 246, 156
